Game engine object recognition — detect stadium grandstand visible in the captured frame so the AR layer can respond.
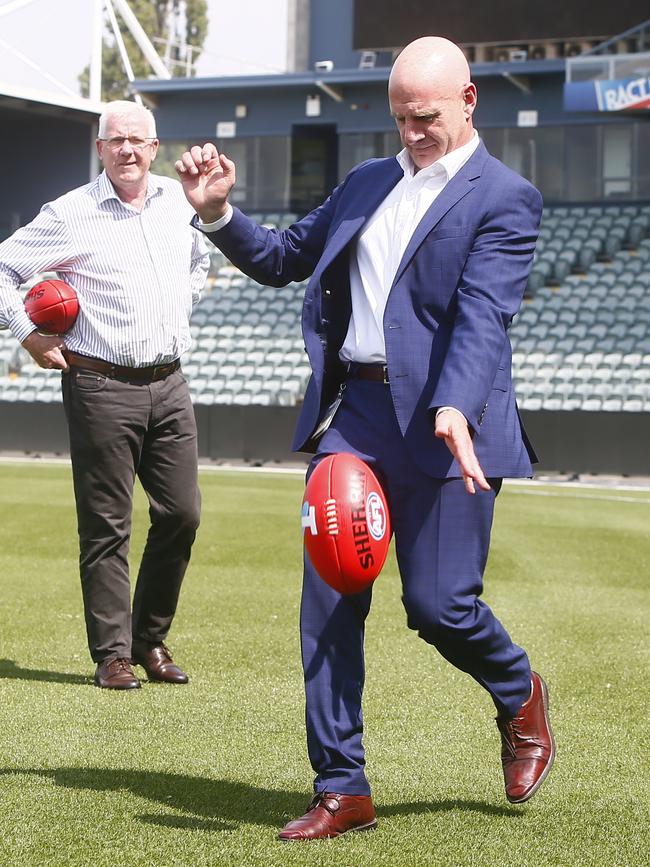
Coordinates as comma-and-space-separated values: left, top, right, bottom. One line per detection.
1, 0, 649, 474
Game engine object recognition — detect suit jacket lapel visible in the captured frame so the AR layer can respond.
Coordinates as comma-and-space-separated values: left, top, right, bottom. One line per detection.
392, 142, 488, 287
312, 158, 403, 281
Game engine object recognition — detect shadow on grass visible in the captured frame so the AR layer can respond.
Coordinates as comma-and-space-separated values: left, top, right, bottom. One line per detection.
0, 658, 89, 686
0, 767, 521, 831
0, 768, 304, 830
379, 799, 523, 819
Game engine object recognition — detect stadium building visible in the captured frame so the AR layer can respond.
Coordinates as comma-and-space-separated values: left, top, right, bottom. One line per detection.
1, 0, 649, 474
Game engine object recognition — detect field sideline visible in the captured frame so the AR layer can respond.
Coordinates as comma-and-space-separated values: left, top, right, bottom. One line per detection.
0, 461, 648, 866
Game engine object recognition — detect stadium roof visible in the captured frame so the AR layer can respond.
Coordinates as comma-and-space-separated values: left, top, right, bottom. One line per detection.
135, 58, 566, 97
0, 81, 102, 119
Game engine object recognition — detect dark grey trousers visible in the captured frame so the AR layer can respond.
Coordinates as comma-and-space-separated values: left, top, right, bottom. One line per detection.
62, 367, 200, 663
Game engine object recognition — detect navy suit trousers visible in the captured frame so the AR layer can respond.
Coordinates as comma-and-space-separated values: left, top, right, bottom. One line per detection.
301, 378, 531, 795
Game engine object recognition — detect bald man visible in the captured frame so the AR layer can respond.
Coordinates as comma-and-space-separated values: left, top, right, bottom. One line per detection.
177, 36, 554, 839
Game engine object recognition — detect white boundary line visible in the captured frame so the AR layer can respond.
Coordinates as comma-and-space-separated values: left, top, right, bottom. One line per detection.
0, 454, 307, 475
506, 477, 650, 493
2, 455, 650, 502
504, 487, 650, 505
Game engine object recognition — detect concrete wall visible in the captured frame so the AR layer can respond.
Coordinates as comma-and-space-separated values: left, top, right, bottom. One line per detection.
520, 410, 650, 476
1, 402, 648, 476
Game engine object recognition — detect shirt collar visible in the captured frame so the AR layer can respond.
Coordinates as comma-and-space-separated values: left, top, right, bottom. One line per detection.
396, 132, 480, 183
96, 170, 164, 205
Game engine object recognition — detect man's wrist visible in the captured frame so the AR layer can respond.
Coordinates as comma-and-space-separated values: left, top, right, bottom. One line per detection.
195, 204, 233, 232
435, 406, 468, 423
11, 309, 39, 345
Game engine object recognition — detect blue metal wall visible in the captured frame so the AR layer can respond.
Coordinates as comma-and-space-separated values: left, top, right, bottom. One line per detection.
308, 0, 360, 71
0, 107, 95, 233
146, 66, 639, 144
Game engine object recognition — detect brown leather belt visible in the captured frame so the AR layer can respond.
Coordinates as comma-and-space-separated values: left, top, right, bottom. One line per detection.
349, 363, 389, 383
65, 351, 180, 383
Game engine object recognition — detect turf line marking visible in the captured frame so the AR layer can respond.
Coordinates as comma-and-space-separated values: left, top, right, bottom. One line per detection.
504, 488, 650, 505
508, 478, 650, 493
1, 456, 650, 496
0, 455, 306, 476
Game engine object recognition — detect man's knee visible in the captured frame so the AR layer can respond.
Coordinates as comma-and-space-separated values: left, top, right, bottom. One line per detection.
153, 493, 201, 535
402, 588, 479, 641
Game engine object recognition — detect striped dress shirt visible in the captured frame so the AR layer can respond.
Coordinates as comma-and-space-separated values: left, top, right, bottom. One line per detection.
0, 171, 209, 366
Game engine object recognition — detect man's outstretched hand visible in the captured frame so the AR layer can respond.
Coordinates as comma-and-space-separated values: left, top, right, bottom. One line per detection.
175, 143, 236, 223
435, 409, 491, 495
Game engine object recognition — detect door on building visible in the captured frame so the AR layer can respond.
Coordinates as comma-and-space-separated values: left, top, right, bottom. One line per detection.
290, 124, 338, 216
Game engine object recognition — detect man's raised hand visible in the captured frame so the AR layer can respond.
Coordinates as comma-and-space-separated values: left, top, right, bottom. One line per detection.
175, 143, 236, 223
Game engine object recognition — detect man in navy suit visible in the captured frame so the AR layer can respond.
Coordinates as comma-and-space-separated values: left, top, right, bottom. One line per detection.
177, 35, 555, 840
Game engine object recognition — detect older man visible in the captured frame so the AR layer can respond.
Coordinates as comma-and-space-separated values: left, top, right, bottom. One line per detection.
177, 36, 554, 838
0, 100, 209, 689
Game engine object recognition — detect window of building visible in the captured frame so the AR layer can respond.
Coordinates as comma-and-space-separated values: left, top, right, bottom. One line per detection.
602, 126, 632, 198
338, 131, 401, 180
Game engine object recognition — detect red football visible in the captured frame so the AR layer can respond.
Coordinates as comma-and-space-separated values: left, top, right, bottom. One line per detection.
24, 279, 79, 334
302, 452, 392, 595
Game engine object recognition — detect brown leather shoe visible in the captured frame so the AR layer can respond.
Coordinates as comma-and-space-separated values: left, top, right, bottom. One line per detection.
131, 640, 189, 684
94, 657, 140, 690
496, 671, 555, 803
278, 792, 377, 841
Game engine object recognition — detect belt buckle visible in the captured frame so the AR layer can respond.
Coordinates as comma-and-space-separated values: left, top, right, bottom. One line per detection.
381, 365, 389, 384
152, 361, 177, 381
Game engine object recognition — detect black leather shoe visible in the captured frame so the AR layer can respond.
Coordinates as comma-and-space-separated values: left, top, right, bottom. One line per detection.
131, 640, 189, 684
94, 657, 140, 690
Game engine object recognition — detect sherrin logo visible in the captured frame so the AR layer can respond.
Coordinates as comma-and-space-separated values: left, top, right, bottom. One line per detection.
301, 501, 317, 535
366, 492, 387, 541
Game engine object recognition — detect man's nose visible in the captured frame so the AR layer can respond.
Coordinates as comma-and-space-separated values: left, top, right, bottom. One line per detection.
403, 121, 423, 143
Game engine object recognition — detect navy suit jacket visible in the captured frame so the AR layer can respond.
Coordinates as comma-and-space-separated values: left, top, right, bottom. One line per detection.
208, 142, 542, 479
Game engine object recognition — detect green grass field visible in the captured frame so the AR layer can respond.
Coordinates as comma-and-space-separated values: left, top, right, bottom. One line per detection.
0, 462, 648, 867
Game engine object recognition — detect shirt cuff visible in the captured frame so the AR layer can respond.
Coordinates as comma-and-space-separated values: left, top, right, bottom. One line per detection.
195, 204, 233, 233
9, 308, 38, 344
435, 406, 468, 423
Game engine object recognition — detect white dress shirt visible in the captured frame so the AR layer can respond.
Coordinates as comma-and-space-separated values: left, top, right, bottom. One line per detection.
340, 133, 480, 363
0, 171, 209, 366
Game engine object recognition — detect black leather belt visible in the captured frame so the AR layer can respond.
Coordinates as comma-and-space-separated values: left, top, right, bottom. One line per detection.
65, 351, 180, 383
349, 363, 389, 383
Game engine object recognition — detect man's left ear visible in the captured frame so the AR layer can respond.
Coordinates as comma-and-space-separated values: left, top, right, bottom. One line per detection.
463, 83, 477, 118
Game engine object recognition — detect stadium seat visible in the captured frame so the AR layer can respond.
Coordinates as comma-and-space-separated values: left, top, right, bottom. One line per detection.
179, 201, 650, 413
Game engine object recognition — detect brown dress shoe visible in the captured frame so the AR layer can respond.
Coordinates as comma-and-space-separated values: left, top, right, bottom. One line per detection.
131, 641, 189, 684
94, 657, 140, 690
497, 671, 555, 803
278, 792, 377, 841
